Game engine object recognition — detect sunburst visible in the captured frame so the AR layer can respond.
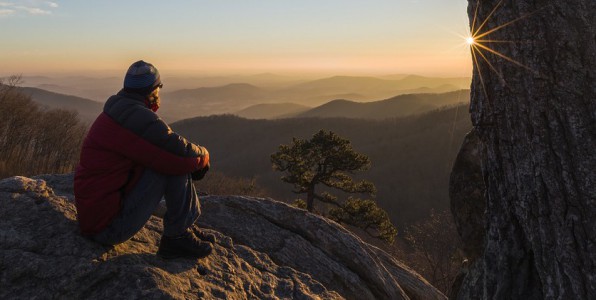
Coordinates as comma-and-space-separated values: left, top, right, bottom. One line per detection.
465, 0, 539, 88
446, 0, 541, 159
447, 0, 540, 161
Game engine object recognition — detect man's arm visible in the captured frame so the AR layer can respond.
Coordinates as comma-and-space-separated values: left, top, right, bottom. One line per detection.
104, 95, 206, 159
128, 109, 205, 158
94, 113, 207, 175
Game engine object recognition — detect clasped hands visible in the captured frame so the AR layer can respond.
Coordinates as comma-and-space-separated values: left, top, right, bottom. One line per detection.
192, 146, 210, 181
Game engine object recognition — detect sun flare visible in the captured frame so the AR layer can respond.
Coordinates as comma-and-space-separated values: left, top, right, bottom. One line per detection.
465, 0, 538, 91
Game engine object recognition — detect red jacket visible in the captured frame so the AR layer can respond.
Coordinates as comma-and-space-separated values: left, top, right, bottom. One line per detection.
74, 111, 205, 235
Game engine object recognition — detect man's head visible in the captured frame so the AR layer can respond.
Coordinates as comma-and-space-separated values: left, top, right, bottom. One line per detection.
123, 60, 162, 111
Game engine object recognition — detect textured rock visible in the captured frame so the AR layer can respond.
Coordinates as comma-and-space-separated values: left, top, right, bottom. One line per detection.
448, 128, 486, 261
0, 175, 445, 300
463, 0, 596, 298
197, 196, 445, 300
448, 128, 487, 299
0, 176, 339, 299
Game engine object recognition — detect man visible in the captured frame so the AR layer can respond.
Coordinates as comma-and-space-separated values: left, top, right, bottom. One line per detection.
74, 60, 214, 259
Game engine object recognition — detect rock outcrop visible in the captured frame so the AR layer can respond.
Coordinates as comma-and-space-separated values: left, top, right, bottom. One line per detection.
449, 129, 485, 262
448, 129, 486, 299
463, 1, 595, 298
0, 174, 445, 300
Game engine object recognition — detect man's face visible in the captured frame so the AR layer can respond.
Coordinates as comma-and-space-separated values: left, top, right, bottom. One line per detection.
148, 87, 161, 111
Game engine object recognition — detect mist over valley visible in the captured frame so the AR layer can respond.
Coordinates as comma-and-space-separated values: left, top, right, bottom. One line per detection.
13, 73, 470, 122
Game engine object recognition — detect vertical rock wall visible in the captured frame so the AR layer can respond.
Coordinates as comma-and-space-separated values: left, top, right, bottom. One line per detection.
457, 0, 596, 298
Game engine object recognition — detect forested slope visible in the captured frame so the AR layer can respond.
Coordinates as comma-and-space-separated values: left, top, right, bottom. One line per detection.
173, 103, 472, 225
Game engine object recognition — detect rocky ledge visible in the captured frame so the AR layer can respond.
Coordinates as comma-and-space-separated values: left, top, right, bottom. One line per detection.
0, 174, 445, 300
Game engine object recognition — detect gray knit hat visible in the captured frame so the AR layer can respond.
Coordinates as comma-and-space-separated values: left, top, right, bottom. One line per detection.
123, 60, 162, 92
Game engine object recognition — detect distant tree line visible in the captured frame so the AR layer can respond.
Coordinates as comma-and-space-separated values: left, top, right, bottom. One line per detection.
0, 76, 87, 178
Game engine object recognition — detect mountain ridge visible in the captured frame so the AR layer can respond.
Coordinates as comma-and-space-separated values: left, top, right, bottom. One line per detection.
235, 102, 311, 119
17, 86, 102, 123
290, 90, 469, 120
8, 74, 471, 122
235, 90, 469, 120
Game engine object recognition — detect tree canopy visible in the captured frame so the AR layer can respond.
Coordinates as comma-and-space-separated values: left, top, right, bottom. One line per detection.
271, 129, 396, 243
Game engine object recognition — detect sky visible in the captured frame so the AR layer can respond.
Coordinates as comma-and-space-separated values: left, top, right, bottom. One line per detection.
0, 0, 472, 77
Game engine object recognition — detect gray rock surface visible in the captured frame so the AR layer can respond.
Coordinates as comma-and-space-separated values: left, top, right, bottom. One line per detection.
448, 129, 486, 261
464, 1, 596, 298
448, 129, 487, 299
197, 196, 445, 300
0, 176, 340, 299
0, 175, 445, 300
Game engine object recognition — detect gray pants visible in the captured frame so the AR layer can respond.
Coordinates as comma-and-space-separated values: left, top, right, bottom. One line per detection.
93, 169, 201, 245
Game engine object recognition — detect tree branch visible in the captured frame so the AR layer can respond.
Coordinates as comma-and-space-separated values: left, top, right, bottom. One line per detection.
313, 194, 342, 207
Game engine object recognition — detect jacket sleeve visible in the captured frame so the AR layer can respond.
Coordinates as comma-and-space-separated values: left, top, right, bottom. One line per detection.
96, 113, 204, 175
104, 95, 206, 158
117, 131, 202, 175
127, 108, 205, 158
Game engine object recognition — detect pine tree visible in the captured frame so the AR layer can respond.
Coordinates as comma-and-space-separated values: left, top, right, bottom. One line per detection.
271, 129, 397, 243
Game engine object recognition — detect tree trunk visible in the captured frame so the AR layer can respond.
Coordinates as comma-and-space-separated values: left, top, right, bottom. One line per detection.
458, 0, 596, 299
306, 186, 315, 212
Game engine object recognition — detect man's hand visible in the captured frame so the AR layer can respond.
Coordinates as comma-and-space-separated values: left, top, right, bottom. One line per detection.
192, 163, 210, 181
199, 146, 210, 169
193, 146, 210, 181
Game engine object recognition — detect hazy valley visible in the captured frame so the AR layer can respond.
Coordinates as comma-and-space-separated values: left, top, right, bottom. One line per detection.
14, 73, 470, 122
14, 86, 103, 124
3, 73, 472, 226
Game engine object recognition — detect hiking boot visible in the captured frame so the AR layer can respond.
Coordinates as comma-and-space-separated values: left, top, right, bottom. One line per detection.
191, 224, 217, 244
157, 229, 213, 259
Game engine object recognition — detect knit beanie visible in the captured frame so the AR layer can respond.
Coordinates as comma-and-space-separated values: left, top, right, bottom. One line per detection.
123, 60, 161, 94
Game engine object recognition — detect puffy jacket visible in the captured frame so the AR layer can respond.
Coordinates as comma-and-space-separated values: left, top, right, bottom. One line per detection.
74, 90, 208, 235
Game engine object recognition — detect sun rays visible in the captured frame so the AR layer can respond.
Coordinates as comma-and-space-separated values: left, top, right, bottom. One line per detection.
465, 0, 539, 88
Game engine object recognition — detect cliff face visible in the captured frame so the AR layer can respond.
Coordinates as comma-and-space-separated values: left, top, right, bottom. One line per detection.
448, 129, 486, 299
449, 129, 485, 263
0, 174, 444, 300
456, 0, 596, 298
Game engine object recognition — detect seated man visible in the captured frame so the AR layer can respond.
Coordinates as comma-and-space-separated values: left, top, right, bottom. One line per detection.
74, 60, 213, 259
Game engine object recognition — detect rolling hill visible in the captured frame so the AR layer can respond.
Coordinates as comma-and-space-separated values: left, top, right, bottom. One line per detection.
293, 90, 469, 120
159, 83, 270, 121
395, 75, 470, 90
19, 76, 122, 101
276, 75, 470, 105
238, 90, 470, 120
18, 87, 103, 123
10, 74, 471, 123
235, 103, 311, 119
